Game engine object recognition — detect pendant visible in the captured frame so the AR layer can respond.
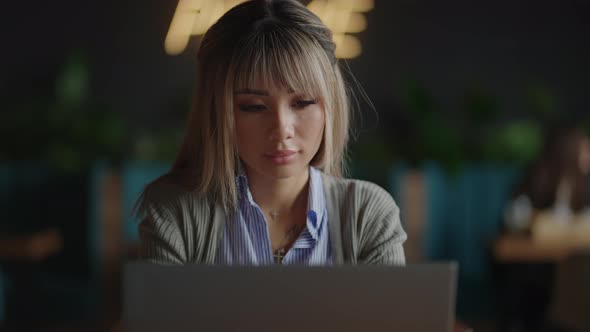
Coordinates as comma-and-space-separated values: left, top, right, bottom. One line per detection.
270, 210, 280, 220
273, 248, 286, 264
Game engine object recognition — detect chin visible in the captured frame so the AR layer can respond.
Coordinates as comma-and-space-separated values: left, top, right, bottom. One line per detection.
264, 166, 305, 179
251, 162, 309, 181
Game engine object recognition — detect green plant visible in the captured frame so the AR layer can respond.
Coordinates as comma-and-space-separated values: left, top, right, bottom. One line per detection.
1, 52, 128, 172
369, 78, 554, 174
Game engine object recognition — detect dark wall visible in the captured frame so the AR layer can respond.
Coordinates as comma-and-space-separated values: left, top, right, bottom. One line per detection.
2, 0, 589, 129
351, 0, 589, 120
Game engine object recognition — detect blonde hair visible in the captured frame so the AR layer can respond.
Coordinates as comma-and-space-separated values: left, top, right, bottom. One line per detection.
143, 0, 350, 212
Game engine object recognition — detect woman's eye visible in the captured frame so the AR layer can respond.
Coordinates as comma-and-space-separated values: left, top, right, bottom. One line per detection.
293, 99, 317, 109
238, 104, 266, 112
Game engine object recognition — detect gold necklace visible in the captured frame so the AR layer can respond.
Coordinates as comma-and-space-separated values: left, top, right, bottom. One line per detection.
270, 216, 305, 264
270, 210, 280, 220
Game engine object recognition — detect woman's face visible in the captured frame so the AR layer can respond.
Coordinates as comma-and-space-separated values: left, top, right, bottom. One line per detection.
579, 137, 590, 175
233, 85, 325, 181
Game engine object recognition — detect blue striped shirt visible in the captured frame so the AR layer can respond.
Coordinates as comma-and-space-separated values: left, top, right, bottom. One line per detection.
215, 167, 331, 265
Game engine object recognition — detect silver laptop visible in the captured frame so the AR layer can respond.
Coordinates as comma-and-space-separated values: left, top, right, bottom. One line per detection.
124, 262, 457, 332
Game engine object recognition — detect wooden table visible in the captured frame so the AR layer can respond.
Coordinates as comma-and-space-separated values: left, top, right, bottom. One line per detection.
495, 213, 590, 263
494, 234, 590, 262
493, 217, 590, 330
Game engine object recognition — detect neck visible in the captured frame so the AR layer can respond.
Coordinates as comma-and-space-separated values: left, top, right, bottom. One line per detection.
245, 167, 310, 216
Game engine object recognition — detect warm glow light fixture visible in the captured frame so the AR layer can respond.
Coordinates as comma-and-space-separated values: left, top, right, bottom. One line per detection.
307, 0, 373, 58
165, 0, 248, 55
164, 0, 373, 59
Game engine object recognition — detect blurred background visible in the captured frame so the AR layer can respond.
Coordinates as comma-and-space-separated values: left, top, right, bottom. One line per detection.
1, 0, 590, 331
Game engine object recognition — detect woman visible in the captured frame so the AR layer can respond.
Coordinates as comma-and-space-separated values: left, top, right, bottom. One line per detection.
504, 127, 590, 233
136, 0, 406, 266
499, 126, 590, 332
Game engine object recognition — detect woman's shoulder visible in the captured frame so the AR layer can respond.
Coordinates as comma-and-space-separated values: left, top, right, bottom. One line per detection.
135, 173, 209, 219
320, 173, 406, 265
136, 174, 216, 264
320, 173, 399, 214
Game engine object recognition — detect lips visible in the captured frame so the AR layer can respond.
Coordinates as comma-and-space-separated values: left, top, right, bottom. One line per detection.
264, 149, 298, 165
265, 150, 297, 157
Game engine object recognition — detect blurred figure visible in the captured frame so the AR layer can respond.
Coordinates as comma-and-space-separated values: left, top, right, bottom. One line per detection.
499, 126, 590, 332
505, 127, 590, 232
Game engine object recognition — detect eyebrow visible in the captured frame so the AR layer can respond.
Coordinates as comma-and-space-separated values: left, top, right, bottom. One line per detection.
234, 88, 296, 96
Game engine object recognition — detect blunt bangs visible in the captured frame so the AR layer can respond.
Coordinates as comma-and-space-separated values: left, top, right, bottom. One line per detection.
232, 25, 333, 103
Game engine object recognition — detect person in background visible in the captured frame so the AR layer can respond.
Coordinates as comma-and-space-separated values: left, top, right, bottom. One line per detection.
499, 126, 590, 332
505, 127, 590, 232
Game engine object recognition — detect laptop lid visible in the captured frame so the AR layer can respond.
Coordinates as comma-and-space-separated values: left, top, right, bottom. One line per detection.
124, 262, 457, 332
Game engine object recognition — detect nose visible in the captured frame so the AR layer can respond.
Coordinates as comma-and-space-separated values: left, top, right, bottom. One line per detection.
269, 105, 295, 141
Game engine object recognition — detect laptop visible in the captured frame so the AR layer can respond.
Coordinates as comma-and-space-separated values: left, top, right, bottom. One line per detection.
124, 262, 457, 332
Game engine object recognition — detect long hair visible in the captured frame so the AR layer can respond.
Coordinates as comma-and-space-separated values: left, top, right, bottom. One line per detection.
514, 127, 589, 211
140, 0, 350, 213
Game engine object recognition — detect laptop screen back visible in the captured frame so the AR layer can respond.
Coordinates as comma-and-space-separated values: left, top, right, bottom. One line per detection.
124, 263, 457, 332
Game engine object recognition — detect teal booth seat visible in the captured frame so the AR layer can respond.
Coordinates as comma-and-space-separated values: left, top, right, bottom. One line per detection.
121, 162, 171, 243
0, 162, 105, 324
390, 162, 521, 319
0, 269, 4, 322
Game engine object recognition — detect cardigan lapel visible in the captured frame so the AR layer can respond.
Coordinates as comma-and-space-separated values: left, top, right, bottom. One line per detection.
203, 201, 226, 264
321, 173, 345, 264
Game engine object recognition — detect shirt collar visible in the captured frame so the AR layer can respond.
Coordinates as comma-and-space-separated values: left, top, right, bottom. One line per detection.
306, 166, 326, 240
235, 164, 326, 241
236, 162, 256, 206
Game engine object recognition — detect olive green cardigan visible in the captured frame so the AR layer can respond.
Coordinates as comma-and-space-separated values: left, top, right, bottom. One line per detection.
138, 172, 406, 265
